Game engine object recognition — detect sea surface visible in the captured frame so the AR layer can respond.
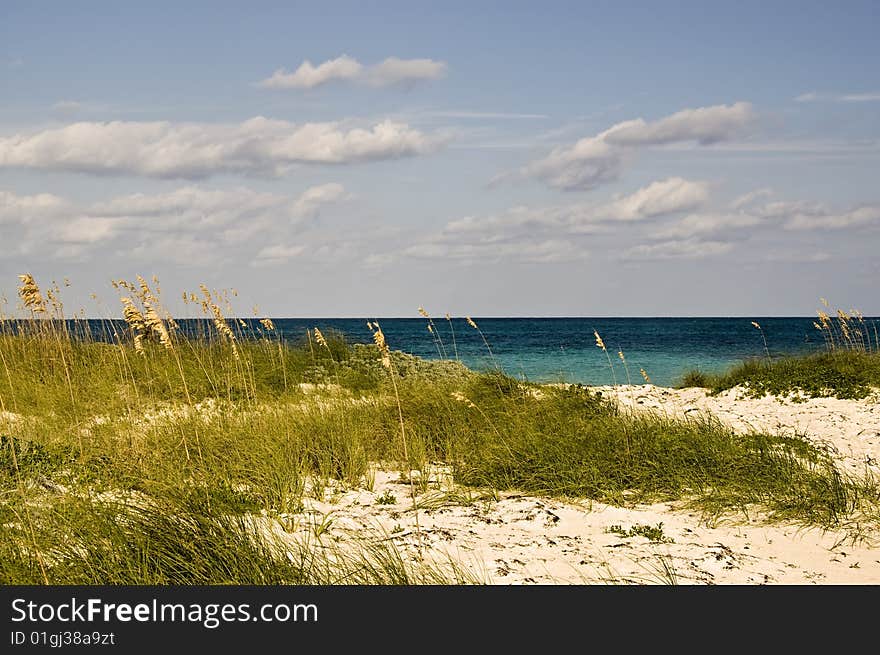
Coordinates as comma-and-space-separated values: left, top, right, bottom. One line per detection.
62, 316, 875, 387
237, 316, 855, 387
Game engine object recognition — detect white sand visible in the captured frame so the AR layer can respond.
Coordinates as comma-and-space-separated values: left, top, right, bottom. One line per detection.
270, 385, 880, 585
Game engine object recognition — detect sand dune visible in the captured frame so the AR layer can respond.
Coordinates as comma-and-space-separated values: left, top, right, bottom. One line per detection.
269, 386, 880, 585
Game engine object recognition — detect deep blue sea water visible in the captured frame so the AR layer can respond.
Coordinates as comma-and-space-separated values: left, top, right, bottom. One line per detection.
64, 316, 876, 387
247, 316, 867, 387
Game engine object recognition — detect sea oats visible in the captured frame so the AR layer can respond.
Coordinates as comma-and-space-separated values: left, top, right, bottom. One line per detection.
640, 368, 651, 384
17, 273, 47, 315
143, 303, 173, 351
120, 297, 147, 355
466, 316, 478, 329
594, 330, 606, 352
314, 327, 328, 349
368, 322, 392, 370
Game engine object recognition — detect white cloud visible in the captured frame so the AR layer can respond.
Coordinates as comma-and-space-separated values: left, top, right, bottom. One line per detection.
0, 190, 70, 223
258, 55, 446, 90
423, 110, 548, 120
795, 91, 880, 103
622, 238, 733, 260
56, 217, 121, 243
0, 118, 445, 179
0, 183, 348, 260
442, 177, 708, 239
290, 183, 349, 220
405, 238, 584, 264
254, 244, 307, 264
365, 57, 448, 87
655, 194, 880, 238
783, 205, 880, 230
258, 55, 363, 89
653, 212, 761, 240
521, 102, 756, 191
407, 178, 708, 264
730, 188, 774, 210
595, 177, 709, 222
603, 102, 755, 146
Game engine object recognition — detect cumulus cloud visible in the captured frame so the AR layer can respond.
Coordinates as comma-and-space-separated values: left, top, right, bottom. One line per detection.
258, 55, 363, 89
0, 183, 348, 260
407, 178, 708, 264
0, 190, 70, 224
258, 55, 447, 90
442, 177, 708, 240
602, 102, 756, 146
593, 177, 710, 222
520, 102, 756, 191
0, 118, 445, 179
290, 183, 349, 220
654, 191, 880, 240
782, 204, 880, 230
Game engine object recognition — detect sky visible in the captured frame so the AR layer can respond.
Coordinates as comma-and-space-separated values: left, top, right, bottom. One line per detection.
1, 0, 879, 317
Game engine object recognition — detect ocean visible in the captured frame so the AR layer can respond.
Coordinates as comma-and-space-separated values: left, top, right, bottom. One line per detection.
245, 316, 849, 387
59, 316, 873, 387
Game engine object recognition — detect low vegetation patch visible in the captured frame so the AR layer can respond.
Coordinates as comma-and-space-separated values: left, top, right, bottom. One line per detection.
679, 351, 880, 400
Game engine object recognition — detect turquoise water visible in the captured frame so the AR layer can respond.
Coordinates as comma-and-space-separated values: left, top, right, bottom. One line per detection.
263, 316, 862, 387
71, 316, 874, 387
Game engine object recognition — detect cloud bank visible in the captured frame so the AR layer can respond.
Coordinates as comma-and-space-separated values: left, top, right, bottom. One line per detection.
1, 184, 349, 263
0, 118, 445, 179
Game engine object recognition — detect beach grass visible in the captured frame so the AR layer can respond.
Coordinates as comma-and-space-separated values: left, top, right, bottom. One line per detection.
2, 275, 880, 584
679, 350, 880, 400
679, 304, 880, 399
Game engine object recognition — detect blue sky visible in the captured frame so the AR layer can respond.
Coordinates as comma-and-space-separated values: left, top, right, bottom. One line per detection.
1, 0, 879, 316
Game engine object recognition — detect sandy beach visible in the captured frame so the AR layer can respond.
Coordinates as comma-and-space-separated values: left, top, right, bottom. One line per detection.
268, 385, 880, 585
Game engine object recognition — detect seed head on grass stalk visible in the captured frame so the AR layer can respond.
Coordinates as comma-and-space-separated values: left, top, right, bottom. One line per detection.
594, 330, 616, 387
751, 321, 771, 362
466, 316, 499, 371
418, 306, 446, 359
445, 313, 459, 362
314, 327, 341, 386
120, 297, 147, 356
367, 320, 422, 553
18, 274, 47, 316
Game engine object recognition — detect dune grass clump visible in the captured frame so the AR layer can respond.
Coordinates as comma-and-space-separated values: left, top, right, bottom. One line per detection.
0, 491, 476, 585
680, 350, 880, 400
678, 301, 880, 399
